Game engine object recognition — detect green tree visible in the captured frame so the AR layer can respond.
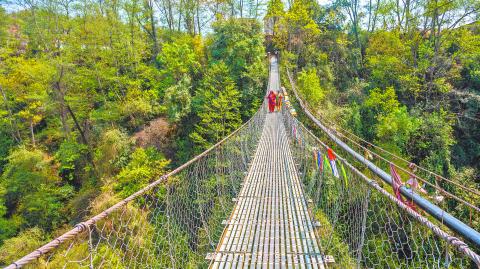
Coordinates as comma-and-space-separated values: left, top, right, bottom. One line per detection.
297, 68, 325, 107
408, 110, 455, 176
0, 7, 7, 44
0, 147, 73, 231
366, 31, 409, 88
114, 147, 169, 198
375, 106, 419, 154
285, 0, 321, 50
266, 0, 285, 39
163, 75, 192, 123
190, 62, 242, 150
362, 86, 419, 154
0, 228, 44, 265
0, 57, 54, 146
55, 136, 89, 183
157, 39, 201, 88
209, 18, 266, 118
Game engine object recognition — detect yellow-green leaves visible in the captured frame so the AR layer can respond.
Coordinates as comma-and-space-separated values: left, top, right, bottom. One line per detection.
297, 68, 325, 107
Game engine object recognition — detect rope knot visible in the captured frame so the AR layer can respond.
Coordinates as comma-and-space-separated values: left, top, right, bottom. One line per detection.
75, 222, 88, 232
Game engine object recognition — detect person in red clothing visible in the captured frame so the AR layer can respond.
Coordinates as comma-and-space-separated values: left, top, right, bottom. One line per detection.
267, 91, 276, 113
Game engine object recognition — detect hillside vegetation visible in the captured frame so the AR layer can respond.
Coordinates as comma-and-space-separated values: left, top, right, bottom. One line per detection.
0, 0, 479, 263
0, 2, 266, 261
266, 0, 479, 229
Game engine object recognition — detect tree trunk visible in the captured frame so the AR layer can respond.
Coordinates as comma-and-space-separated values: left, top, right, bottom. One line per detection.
54, 66, 70, 136
30, 119, 36, 147
196, 0, 201, 35
146, 0, 159, 61
0, 86, 22, 142
67, 105, 88, 145
67, 105, 96, 169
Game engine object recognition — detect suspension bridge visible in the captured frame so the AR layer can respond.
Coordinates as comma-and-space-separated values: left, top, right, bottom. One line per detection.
4, 56, 480, 268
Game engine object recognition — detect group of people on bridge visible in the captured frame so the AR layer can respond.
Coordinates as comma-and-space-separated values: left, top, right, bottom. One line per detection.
267, 90, 284, 113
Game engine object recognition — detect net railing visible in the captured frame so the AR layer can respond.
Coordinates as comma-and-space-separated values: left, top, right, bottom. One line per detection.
283, 68, 480, 233
4, 105, 266, 269
306, 110, 480, 221
281, 104, 480, 268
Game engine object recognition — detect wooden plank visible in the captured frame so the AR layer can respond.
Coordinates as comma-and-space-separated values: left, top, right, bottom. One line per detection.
210, 56, 324, 269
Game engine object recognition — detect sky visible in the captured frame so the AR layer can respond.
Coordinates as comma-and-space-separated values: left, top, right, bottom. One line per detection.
317, 0, 332, 5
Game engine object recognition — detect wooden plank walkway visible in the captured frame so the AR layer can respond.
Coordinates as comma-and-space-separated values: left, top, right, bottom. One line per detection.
209, 57, 324, 269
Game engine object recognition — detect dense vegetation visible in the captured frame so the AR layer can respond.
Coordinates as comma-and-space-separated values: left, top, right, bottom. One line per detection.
0, 0, 479, 265
0, 1, 266, 262
266, 0, 479, 229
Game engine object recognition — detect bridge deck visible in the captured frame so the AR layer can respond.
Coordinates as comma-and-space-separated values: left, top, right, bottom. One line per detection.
210, 110, 324, 268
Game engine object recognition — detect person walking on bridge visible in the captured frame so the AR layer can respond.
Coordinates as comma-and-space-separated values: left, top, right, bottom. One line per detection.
276, 91, 284, 111
267, 91, 276, 113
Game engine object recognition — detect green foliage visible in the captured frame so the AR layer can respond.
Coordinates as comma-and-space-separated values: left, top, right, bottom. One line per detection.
362, 87, 420, 154
366, 31, 411, 90
0, 186, 18, 244
314, 210, 356, 268
120, 87, 160, 128
375, 106, 419, 154
157, 39, 201, 88
364, 87, 400, 116
164, 75, 192, 122
0, 147, 73, 231
190, 62, 242, 150
94, 129, 134, 178
0, 2, 267, 264
114, 147, 169, 198
408, 110, 455, 176
266, 0, 285, 18
0, 228, 44, 265
55, 136, 89, 181
297, 68, 325, 107
209, 18, 266, 118
0, 7, 7, 44
285, 0, 321, 42
0, 57, 54, 145
0, 132, 14, 172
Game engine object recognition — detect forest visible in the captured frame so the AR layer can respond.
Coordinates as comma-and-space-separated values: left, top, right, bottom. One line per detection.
0, 0, 479, 265
0, 0, 266, 263
265, 0, 479, 230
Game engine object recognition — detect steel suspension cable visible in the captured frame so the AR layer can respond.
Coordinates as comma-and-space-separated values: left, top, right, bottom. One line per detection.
303, 102, 480, 198
283, 68, 480, 212
282, 105, 480, 266
284, 67, 480, 248
304, 112, 480, 212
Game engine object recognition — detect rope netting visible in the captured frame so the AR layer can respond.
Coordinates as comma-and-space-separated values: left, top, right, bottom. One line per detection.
5, 105, 266, 269
281, 102, 480, 268
283, 68, 480, 232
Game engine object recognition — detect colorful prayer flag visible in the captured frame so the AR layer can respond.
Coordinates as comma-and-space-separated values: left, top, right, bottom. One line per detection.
327, 148, 340, 178
323, 155, 330, 173
340, 163, 348, 187
390, 164, 405, 203
317, 150, 322, 170
406, 176, 427, 194
390, 164, 417, 211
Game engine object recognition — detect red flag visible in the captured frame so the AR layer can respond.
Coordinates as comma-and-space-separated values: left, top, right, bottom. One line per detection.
390, 164, 405, 203
327, 148, 336, 161
390, 164, 417, 211
327, 148, 340, 178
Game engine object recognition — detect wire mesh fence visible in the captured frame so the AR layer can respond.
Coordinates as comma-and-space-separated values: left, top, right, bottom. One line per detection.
5, 106, 266, 269
281, 107, 480, 268
283, 68, 480, 234
318, 118, 480, 234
